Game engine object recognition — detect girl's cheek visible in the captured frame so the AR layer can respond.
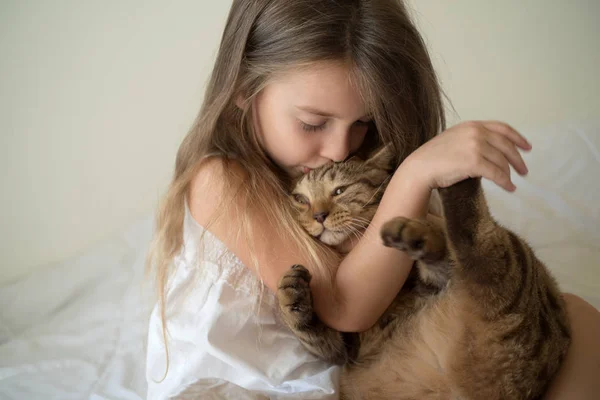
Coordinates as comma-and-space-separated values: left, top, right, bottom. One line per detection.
292, 135, 313, 156
294, 135, 320, 162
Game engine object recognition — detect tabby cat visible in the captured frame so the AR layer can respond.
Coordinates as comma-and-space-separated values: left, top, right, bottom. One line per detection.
277, 147, 571, 400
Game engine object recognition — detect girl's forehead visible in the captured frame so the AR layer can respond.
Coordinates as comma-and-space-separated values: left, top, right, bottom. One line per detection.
268, 62, 369, 119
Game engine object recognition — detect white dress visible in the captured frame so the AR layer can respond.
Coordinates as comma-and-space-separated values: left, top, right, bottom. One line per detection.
145, 202, 340, 399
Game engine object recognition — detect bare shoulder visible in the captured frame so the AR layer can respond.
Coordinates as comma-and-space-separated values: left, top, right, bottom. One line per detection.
188, 156, 247, 227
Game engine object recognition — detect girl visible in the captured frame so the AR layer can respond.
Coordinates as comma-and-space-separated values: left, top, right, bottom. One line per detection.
145, 1, 600, 398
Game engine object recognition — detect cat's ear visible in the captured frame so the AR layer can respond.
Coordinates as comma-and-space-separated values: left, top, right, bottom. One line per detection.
365, 145, 396, 171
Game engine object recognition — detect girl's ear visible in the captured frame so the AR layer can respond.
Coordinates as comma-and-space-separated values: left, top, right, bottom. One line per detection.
365, 144, 396, 171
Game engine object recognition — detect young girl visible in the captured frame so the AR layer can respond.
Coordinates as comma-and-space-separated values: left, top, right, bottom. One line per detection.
145, 1, 600, 398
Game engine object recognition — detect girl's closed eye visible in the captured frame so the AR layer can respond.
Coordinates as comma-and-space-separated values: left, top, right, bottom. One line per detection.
300, 119, 371, 133
299, 120, 327, 132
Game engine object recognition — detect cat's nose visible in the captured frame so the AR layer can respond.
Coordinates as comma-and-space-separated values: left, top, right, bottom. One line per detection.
313, 212, 329, 224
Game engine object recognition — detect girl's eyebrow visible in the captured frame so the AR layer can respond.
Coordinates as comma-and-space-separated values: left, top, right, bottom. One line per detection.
295, 105, 371, 121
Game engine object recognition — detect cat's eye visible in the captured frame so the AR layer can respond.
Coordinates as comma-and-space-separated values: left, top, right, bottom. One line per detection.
293, 193, 309, 205
332, 186, 346, 196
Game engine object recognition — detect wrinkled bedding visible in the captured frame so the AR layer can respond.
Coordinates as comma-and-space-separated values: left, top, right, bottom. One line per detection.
0, 120, 598, 400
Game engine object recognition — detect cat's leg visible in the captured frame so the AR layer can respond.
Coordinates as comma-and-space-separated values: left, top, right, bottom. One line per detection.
437, 178, 571, 398
437, 177, 527, 313
437, 178, 569, 321
277, 264, 359, 365
380, 216, 451, 291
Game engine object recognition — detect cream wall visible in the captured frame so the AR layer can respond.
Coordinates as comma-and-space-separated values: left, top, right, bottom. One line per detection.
1, 1, 598, 284
407, 0, 600, 127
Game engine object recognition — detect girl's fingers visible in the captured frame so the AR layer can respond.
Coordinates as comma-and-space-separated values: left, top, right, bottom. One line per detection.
480, 159, 516, 192
485, 131, 529, 176
481, 141, 512, 182
480, 121, 532, 151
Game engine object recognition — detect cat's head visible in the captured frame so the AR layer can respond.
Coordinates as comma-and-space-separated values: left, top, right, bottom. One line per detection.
290, 146, 395, 246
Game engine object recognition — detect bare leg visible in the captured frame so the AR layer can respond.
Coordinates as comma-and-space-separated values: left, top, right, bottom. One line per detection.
544, 293, 600, 399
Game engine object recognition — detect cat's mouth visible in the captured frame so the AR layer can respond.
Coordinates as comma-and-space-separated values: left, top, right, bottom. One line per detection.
305, 221, 351, 246
315, 228, 347, 246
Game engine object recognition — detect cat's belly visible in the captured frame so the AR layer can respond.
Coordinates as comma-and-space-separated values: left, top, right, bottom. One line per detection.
338, 287, 551, 400
339, 294, 466, 400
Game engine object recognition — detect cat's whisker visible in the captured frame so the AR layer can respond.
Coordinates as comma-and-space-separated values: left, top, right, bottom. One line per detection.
346, 220, 368, 228
343, 224, 383, 247
347, 220, 370, 231
345, 224, 368, 236
340, 223, 364, 235
337, 226, 362, 244
350, 218, 370, 227
343, 225, 361, 234
350, 229, 363, 243
349, 214, 370, 223
351, 215, 372, 224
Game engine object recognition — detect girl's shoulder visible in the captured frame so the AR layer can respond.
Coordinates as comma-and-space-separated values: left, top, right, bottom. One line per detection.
188, 155, 248, 229
182, 155, 262, 292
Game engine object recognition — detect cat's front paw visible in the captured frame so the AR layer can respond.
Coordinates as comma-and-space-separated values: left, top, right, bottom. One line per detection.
380, 217, 446, 262
277, 264, 314, 329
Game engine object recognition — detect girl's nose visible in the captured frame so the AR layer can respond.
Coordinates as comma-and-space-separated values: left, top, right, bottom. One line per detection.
321, 129, 351, 163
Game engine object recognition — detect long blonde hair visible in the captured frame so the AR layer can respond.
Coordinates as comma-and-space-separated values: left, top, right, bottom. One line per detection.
147, 0, 446, 375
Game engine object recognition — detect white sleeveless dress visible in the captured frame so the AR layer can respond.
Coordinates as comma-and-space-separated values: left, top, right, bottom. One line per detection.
145, 202, 340, 399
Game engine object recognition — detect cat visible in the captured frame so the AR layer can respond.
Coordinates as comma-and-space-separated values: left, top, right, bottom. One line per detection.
277, 147, 571, 400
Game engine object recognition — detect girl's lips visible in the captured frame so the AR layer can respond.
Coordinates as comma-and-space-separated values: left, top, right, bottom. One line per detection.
302, 166, 312, 174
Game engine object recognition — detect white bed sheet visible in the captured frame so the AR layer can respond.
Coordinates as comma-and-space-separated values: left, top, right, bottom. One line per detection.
0, 120, 598, 400
0, 216, 155, 400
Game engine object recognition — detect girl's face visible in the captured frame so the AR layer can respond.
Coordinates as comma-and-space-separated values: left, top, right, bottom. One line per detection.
252, 62, 371, 178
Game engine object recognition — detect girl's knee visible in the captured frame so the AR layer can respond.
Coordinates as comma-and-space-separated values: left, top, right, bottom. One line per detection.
561, 292, 600, 355
562, 293, 600, 322
542, 293, 600, 399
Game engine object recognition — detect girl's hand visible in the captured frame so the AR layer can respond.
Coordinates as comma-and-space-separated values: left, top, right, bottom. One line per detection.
405, 120, 532, 192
